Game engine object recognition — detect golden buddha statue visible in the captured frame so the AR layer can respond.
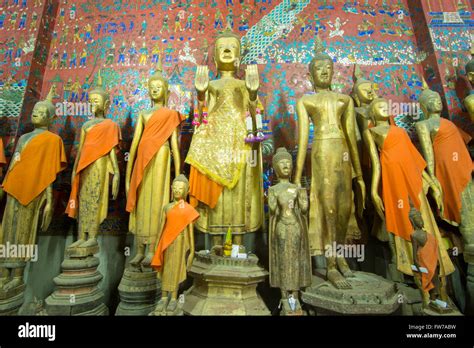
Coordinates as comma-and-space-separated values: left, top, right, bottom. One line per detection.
269, 148, 311, 304
66, 71, 121, 250
363, 97, 454, 281
126, 60, 185, 268
185, 29, 264, 248
151, 175, 198, 313
352, 64, 377, 137
415, 79, 473, 257
0, 137, 6, 201
295, 38, 365, 289
0, 85, 67, 291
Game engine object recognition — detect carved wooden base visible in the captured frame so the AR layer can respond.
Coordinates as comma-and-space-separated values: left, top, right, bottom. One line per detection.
0, 283, 26, 315
183, 251, 270, 316
302, 272, 401, 315
45, 245, 108, 316
115, 267, 160, 316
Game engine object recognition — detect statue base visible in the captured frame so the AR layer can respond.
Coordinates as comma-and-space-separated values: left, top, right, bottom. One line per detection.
422, 299, 463, 316
183, 251, 269, 316
149, 301, 184, 316
302, 272, 401, 315
280, 298, 305, 316
0, 283, 26, 315
45, 248, 108, 316
115, 267, 160, 316
396, 283, 424, 315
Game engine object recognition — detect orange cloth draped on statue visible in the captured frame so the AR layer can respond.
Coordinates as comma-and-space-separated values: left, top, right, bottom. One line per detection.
0, 137, 6, 177
2, 131, 67, 206
433, 118, 473, 224
126, 108, 185, 213
65, 119, 121, 218
189, 166, 223, 208
418, 232, 439, 292
151, 201, 199, 271
381, 126, 427, 241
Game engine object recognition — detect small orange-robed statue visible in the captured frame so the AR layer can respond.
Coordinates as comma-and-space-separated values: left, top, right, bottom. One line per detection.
151, 175, 199, 313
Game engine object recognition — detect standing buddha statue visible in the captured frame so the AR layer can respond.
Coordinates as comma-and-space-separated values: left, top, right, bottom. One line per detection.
0, 85, 67, 291
66, 70, 121, 250
126, 60, 185, 268
295, 38, 366, 289
185, 29, 264, 248
465, 43, 474, 122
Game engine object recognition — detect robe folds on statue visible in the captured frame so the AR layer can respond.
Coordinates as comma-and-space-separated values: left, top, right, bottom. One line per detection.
151, 201, 199, 292
433, 118, 473, 226
1, 131, 67, 264
65, 119, 121, 235
185, 85, 264, 235
379, 126, 454, 277
126, 108, 185, 245
418, 232, 439, 292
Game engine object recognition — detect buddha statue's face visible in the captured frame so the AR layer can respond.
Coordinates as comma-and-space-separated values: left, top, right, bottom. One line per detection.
89, 93, 109, 116
148, 78, 167, 103
275, 158, 292, 179
468, 71, 474, 86
422, 94, 443, 116
356, 82, 375, 105
371, 100, 390, 122
215, 36, 240, 72
310, 59, 334, 89
31, 104, 50, 127
465, 95, 474, 117
172, 181, 188, 201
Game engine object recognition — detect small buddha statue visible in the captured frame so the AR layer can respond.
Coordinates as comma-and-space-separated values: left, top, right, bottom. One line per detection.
126, 59, 186, 268
0, 85, 67, 291
409, 207, 448, 309
268, 148, 311, 309
295, 37, 365, 289
66, 70, 121, 250
151, 175, 198, 313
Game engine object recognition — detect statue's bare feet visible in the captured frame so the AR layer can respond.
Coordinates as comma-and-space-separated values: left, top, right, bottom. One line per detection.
129, 253, 144, 267
80, 238, 98, 249
337, 257, 355, 278
141, 253, 154, 267
166, 299, 178, 313
67, 239, 86, 249
327, 269, 352, 290
155, 298, 168, 312
3, 277, 23, 291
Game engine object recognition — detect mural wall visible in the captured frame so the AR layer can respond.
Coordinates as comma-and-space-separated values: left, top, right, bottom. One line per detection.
1, 0, 473, 231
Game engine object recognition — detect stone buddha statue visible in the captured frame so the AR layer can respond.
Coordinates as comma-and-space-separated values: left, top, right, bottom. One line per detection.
66, 70, 121, 251
126, 60, 185, 268
363, 97, 454, 282
1, 85, 67, 291
295, 38, 365, 289
185, 29, 264, 248
268, 147, 311, 309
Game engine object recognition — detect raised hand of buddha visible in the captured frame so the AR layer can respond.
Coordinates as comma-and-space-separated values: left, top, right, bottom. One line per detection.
245, 64, 259, 101
195, 65, 209, 99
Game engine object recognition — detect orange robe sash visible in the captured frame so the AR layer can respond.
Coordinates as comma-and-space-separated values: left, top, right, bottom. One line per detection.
126, 108, 185, 213
65, 119, 121, 218
433, 118, 473, 224
381, 126, 427, 241
418, 232, 439, 292
2, 131, 67, 206
151, 201, 199, 271
189, 166, 223, 208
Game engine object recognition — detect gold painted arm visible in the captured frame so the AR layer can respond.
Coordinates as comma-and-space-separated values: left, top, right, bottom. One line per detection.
415, 122, 435, 178
342, 98, 363, 178
268, 187, 277, 214
109, 146, 120, 200
125, 113, 144, 196
187, 222, 195, 269
363, 129, 384, 219
171, 128, 181, 175
41, 185, 54, 232
298, 187, 308, 214
295, 97, 309, 186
